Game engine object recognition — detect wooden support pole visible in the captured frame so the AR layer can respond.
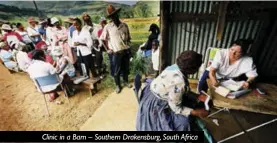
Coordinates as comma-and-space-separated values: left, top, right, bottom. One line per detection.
160, 1, 170, 72
33, 0, 41, 18
216, 2, 229, 41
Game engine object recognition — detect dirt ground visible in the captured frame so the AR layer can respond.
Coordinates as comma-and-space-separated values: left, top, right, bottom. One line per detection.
0, 72, 112, 131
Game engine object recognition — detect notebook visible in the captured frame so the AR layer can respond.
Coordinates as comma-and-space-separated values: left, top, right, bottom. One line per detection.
215, 86, 230, 97
220, 79, 244, 91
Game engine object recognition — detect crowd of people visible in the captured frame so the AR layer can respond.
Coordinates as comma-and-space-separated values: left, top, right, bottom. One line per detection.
0, 5, 145, 102
0, 4, 259, 132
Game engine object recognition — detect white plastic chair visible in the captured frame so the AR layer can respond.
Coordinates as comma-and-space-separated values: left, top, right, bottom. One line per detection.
34, 74, 69, 116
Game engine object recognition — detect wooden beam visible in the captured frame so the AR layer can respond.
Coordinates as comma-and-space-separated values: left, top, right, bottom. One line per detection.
160, 1, 170, 72
216, 1, 229, 41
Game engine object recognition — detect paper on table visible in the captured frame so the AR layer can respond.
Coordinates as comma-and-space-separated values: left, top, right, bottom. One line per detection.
220, 79, 244, 91
215, 86, 230, 97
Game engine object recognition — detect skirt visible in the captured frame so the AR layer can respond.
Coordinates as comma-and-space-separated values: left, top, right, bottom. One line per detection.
136, 83, 190, 131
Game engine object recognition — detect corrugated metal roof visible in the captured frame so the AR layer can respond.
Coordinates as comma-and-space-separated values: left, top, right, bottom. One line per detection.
166, 1, 263, 79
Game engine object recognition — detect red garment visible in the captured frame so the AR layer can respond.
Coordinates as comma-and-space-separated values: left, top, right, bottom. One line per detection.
3, 31, 23, 41
97, 29, 103, 38
35, 41, 47, 50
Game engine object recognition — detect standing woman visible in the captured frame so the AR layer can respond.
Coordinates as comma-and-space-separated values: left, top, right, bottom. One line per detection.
51, 17, 75, 64
72, 18, 97, 78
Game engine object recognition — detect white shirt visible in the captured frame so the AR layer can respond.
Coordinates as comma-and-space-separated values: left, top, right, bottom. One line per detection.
27, 60, 59, 92
100, 21, 131, 53
16, 51, 31, 72
27, 25, 40, 36
46, 27, 54, 46
152, 48, 160, 71
72, 28, 92, 56
83, 25, 99, 40
207, 49, 258, 79
16, 30, 32, 44
27, 25, 41, 42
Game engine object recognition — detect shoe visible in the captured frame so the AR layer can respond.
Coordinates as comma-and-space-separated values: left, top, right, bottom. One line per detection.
115, 86, 121, 94
124, 82, 132, 88
68, 88, 76, 96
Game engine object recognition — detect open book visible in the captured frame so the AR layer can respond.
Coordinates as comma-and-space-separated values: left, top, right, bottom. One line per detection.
220, 79, 244, 91
214, 79, 251, 99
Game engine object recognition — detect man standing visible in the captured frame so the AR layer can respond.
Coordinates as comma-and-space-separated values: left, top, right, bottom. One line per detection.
100, 5, 132, 93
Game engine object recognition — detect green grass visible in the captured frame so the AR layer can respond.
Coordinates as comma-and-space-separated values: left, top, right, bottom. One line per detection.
7, 16, 158, 87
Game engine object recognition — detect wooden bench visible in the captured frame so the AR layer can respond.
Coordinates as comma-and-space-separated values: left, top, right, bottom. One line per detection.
79, 78, 102, 96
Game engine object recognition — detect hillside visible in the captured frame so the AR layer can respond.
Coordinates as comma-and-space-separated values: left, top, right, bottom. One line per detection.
0, 4, 39, 20
0, 0, 159, 18
0, 1, 128, 18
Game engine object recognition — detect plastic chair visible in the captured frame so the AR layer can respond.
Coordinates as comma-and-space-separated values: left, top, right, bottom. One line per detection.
34, 74, 69, 116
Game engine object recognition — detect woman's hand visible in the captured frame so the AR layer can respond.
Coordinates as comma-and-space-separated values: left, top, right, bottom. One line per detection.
191, 109, 209, 118
211, 80, 219, 87
107, 49, 113, 54
242, 81, 250, 89
198, 95, 207, 102
74, 42, 80, 46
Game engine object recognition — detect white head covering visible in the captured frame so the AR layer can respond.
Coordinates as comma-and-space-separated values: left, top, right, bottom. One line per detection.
1, 24, 12, 31
51, 17, 59, 25
99, 17, 106, 23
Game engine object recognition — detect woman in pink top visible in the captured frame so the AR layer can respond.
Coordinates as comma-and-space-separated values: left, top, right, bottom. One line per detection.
51, 17, 76, 64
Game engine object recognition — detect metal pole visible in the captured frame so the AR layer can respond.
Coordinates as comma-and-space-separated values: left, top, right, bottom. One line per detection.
33, 0, 40, 18
218, 118, 277, 143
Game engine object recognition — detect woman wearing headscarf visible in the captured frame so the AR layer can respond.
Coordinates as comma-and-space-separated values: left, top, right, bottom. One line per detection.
136, 51, 209, 131
27, 49, 59, 102
51, 17, 76, 64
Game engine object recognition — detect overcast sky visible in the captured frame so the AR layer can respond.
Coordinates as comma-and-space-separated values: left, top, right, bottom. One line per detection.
105, 0, 139, 6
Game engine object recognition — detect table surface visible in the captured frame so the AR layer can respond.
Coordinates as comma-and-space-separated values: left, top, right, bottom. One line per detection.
209, 83, 277, 115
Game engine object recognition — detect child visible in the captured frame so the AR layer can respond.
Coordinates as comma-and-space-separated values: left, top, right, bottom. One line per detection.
152, 39, 160, 77
92, 39, 104, 79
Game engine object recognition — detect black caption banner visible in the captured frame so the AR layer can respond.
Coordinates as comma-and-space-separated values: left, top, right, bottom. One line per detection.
0, 131, 203, 142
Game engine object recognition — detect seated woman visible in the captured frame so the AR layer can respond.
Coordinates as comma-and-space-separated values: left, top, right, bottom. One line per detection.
16, 45, 32, 72
198, 39, 258, 93
136, 51, 209, 131
0, 41, 19, 72
51, 46, 75, 79
27, 49, 59, 102
27, 41, 55, 65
